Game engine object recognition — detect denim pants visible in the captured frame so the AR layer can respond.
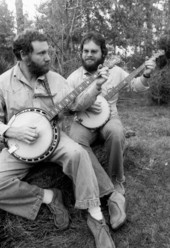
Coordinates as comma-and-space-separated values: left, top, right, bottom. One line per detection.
0, 131, 114, 220
69, 116, 125, 182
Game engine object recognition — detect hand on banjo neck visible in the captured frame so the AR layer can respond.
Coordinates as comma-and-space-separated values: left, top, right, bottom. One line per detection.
83, 56, 122, 112
94, 64, 110, 91
90, 55, 122, 91
86, 65, 110, 115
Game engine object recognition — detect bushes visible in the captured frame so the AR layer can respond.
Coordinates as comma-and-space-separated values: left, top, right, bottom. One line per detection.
0, 48, 14, 74
149, 33, 170, 104
149, 62, 170, 105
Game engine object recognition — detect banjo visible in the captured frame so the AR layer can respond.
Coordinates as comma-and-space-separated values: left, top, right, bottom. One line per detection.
5, 55, 120, 163
76, 50, 165, 129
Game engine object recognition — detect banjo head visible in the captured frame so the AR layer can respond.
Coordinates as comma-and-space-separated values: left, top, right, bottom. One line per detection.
76, 95, 110, 129
6, 108, 60, 163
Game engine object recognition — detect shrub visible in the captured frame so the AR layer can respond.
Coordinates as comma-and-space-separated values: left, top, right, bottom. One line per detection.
149, 62, 170, 105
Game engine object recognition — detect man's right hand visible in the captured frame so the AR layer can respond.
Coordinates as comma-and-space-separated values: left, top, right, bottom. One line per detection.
4, 126, 39, 144
95, 65, 109, 91
88, 101, 102, 114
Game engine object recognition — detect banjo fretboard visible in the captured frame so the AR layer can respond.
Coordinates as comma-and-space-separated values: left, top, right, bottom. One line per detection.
104, 50, 164, 101
105, 63, 145, 101
53, 73, 98, 115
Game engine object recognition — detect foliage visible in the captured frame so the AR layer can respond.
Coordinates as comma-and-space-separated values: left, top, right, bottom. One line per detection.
33, 0, 170, 77
0, 0, 14, 46
157, 32, 170, 60
15, 0, 34, 33
149, 61, 170, 104
15, 0, 24, 33
148, 33, 170, 104
0, 0, 15, 73
0, 56, 14, 75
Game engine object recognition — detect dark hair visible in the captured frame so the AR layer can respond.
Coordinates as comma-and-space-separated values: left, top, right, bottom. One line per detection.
13, 29, 48, 60
80, 31, 108, 59
156, 34, 170, 68
158, 34, 170, 59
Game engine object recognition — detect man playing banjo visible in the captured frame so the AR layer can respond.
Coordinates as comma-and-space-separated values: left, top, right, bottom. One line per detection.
67, 31, 156, 196
0, 29, 131, 248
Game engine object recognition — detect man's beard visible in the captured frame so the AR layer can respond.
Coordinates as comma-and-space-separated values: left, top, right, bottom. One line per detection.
28, 60, 50, 77
81, 56, 104, 73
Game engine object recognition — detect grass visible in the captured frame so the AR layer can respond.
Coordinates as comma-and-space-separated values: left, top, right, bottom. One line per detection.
0, 93, 170, 248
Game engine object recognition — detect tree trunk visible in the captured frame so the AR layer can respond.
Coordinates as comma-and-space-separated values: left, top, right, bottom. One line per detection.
15, 0, 24, 33
145, 1, 153, 56
168, 0, 170, 33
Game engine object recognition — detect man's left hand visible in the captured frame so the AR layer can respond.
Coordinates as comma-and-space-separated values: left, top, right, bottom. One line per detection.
143, 59, 156, 77
95, 65, 109, 91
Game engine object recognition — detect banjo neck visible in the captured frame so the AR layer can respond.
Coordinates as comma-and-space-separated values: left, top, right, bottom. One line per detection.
105, 63, 145, 101
105, 50, 164, 101
50, 72, 99, 121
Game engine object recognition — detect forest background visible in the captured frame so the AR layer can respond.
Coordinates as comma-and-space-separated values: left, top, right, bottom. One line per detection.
0, 1, 170, 248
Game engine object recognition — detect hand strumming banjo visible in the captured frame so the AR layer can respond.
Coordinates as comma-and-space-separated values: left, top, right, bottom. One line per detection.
5, 55, 120, 163
76, 50, 165, 129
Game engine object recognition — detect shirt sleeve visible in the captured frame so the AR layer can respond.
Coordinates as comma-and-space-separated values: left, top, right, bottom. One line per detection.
118, 67, 149, 92
129, 76, 149, 92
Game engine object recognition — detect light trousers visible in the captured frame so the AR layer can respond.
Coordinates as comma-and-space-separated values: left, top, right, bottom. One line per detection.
69, 116, 126, 182
0, 131, 114, 220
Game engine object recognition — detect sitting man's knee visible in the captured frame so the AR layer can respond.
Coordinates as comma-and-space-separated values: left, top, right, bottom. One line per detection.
67, 142, 88, 160
109, 126, 125, 141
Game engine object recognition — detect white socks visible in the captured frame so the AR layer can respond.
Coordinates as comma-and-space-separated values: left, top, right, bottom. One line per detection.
88, 206, 103, 221
43, 189, 54, 204
43, 190, 103, 221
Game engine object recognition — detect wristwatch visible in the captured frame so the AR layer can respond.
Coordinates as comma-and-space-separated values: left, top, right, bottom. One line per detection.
143, 73, 150, 78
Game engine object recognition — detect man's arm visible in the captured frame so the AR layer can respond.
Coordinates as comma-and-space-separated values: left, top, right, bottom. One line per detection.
0, 90, 10, 139
129, 58, 156, 92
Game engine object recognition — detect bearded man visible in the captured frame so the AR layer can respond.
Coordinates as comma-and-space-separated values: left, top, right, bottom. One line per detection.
67, 31, 156, 195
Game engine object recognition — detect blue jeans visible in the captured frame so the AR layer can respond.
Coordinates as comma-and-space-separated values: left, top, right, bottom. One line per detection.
0, 131, 114, 220
69, 116, 125, 182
